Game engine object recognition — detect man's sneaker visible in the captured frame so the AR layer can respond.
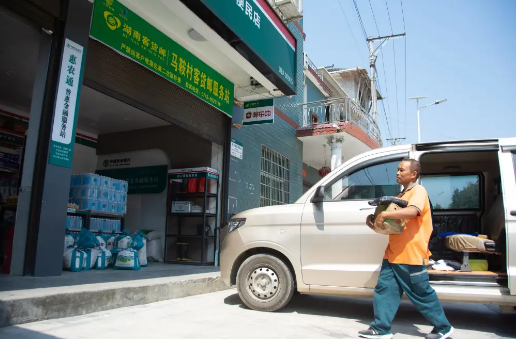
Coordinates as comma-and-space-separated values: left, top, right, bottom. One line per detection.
358, 327, 393, 338
425, 327, 455, 339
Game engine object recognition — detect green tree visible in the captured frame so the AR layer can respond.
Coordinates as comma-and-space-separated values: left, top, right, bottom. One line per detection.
434, 203, 443, 210
449, 181, 479, 209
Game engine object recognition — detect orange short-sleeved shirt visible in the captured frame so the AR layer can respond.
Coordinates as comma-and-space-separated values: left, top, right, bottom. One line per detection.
383, 183, 433, 265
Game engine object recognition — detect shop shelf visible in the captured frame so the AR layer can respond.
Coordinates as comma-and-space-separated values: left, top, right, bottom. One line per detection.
172, 192, 218, 198
166, 260, 215, 266
166, 235, 215, 239
0, 168, 18, 174
169, 212, 216, 217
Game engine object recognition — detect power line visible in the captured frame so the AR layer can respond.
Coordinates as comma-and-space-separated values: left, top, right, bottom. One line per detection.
385, 0, 401, 138
368, 0, 381, 34
352, 0, 368, 41
336, 0, 364, 59
385, 0, 394, 33
375, 77, 393, 140
376, 68, 394, 135
368, 0, 394, 144
400, 0, 407, 139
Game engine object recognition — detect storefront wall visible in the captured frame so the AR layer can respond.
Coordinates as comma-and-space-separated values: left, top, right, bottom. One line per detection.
230, 20, 304, 214
2, 0, 233, 277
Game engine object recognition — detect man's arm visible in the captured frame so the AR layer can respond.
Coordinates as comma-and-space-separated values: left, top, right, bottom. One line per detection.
376, 207, 419, 225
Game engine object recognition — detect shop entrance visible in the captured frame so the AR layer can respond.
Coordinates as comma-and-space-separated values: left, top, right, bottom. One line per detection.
0, 7, 228, 277
0, 8, 41, 275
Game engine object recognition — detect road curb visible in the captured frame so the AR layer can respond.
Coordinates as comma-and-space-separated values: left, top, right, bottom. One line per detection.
0, 273, 230, 328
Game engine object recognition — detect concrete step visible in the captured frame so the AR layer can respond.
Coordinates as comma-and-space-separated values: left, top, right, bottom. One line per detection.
0, 272, 230, 328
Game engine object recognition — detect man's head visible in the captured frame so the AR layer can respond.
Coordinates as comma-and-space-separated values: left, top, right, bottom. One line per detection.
397, 159, 421, 186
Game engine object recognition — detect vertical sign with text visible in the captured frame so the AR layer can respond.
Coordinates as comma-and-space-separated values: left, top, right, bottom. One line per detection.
49, 39, 84, 168
230, 138, 243, 159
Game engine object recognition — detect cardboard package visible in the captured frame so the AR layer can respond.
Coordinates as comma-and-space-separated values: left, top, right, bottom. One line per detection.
372, 203, 406, 235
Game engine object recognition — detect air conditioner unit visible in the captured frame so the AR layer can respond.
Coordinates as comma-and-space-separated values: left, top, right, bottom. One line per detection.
274, 0, 303, 22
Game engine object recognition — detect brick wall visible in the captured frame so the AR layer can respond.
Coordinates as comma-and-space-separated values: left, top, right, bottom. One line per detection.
231, 20, 304, 213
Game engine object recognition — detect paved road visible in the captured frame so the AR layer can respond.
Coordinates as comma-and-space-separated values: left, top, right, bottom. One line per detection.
0, 289, 514, 339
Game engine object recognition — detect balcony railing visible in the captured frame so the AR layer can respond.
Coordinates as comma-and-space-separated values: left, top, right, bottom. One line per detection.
301, 97, 382, 146
304, 54, 324, 82
304, 54, 332, 96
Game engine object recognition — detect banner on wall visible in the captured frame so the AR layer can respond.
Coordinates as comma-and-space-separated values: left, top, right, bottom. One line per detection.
96, 149, 169, 194
243, 99, 274, 125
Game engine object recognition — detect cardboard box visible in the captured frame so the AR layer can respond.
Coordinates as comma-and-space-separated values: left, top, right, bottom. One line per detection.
172, 201, 192, 213
373, 203, 406, 235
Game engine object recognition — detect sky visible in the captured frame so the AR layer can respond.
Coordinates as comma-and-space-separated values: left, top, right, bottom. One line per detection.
302, 0, 516, 144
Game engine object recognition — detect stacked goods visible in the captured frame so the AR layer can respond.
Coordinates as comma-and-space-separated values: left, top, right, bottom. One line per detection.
66, 215, 84, 231
90, 218, 122, 232
63, 229, 146, 272
0, 148, 20, 204
69, 174, 128, 214
0, 150, 20, 172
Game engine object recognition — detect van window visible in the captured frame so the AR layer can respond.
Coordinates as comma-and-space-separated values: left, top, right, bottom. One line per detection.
421, 174, 481, 210
324, 160, 401, 201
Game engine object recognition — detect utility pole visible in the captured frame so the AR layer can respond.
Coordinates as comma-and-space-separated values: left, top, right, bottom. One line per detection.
367, 33, 405, 125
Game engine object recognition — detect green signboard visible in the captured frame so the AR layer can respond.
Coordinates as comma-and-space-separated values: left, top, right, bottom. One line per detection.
201, 0, 296, 94
243, 98, 274, 125
96, 165, 168, 194
90, 0, 234, 117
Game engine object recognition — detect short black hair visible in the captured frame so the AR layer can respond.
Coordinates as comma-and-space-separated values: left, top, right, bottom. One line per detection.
402, 158, 421, 178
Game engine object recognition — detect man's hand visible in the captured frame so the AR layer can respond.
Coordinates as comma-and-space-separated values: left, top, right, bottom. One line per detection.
375, 211, 388, 226
366, 214, 376, 230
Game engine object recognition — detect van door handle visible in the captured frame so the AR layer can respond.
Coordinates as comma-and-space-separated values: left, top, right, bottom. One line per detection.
360, 207, 376, 211
511, 210, 516, 217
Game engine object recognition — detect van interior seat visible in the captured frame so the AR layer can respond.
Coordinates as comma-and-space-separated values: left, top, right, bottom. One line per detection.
429, 214, 480, 258
483, 193, 505, 249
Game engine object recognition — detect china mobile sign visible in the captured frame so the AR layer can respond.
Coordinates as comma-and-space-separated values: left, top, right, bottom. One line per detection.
243, 99, 274, 125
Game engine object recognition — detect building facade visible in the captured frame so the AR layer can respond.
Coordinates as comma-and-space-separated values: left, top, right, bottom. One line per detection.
0, 0, 301, 277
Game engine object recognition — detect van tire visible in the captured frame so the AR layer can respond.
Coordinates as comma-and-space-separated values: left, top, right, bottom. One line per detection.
237, 254, 295, 312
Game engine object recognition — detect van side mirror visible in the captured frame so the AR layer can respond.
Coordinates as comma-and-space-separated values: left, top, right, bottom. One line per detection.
311, 186, 326, 203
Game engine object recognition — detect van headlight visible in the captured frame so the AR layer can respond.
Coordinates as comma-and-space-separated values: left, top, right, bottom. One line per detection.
228, 218, 246, 233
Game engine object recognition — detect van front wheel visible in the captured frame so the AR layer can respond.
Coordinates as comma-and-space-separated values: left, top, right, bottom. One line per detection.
236, 254, 295, 312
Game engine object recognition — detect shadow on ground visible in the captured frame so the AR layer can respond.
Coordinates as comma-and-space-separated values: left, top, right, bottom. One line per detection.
224, 293, 516, 338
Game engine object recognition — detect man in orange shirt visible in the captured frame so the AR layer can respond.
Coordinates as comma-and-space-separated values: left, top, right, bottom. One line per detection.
358, 159, 453, 339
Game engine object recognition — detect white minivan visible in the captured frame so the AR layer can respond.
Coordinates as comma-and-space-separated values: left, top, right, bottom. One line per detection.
220, 138, 516, 312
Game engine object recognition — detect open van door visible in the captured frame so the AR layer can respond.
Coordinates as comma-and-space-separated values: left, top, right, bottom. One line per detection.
498, 138, 516, 296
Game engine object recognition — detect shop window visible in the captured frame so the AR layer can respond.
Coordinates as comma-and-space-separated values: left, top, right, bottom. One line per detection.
421, 174, 481, 210
260, 146, 290, 207
324, 160, 401, 201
